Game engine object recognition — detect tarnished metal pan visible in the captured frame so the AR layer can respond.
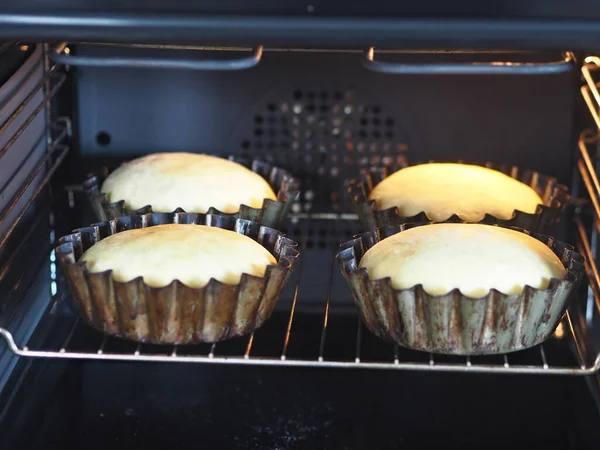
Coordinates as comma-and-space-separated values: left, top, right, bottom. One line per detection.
83, 156, 300, 229
347, 161, 569, 232
337, 223, 584, 355
56, 212, 299, 345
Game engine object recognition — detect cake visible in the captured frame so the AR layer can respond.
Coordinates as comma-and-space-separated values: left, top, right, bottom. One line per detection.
101, 153, 277, 213
368, 163, 543, 222
359, 223, 566, 298
80, 224, 277, 288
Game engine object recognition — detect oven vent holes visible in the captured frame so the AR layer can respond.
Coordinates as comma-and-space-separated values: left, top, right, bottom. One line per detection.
239, 89, 409, 213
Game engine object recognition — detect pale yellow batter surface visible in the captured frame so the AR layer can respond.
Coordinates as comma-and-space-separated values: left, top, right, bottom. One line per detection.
368, 163, 543, 222
101, 153, 277, 213
359, 223, 566, 298
81, 224, 277, 288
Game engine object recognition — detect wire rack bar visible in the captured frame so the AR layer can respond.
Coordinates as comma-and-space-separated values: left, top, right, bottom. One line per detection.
280, 218, 310, 361
0, 326, 597, 375
582, 56, 600, 131
317, 216, 339, 362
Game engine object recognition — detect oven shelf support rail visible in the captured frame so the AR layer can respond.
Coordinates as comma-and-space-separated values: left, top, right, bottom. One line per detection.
1, 322, 598, 375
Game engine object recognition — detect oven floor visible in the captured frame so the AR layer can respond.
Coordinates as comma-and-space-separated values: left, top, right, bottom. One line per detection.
1, 334, 599, 450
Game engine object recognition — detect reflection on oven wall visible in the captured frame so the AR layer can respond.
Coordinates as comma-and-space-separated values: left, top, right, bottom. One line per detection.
74, 45, 576, 216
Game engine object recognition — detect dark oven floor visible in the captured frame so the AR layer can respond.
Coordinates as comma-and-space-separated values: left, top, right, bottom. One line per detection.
1, 314, 599, 450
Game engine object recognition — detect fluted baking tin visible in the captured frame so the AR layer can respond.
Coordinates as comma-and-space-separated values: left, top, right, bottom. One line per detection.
56, 213, 299, 345
337, 223, 584, 355
83, 156, 301, 229
347, 162, 570, 232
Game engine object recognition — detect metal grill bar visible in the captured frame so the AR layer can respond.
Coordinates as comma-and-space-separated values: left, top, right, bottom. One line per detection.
539, 344, 549, 370
244, 334, 254, 359
354, 318, 363, 364
318, 215, 339, 362
581, 56, 600, 131
97, 335, 107, 355
280, 219, 310, 361
577, 135, 600, 224
576, 134, 600, 326
59, 318, 79, 353
1, 330, 597, 375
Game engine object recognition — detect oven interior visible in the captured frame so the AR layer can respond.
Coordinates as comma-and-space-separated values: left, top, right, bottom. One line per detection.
0, 43, 599, 449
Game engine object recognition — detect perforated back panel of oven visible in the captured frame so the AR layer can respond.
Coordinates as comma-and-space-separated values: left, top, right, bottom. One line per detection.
235, 86, 408, 213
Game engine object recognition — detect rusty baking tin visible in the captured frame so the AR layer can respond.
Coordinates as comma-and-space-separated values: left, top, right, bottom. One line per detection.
337, 223, 585, 355
56, 213, 299, 345
347, 162, 570, 232
83, 156, 301, 229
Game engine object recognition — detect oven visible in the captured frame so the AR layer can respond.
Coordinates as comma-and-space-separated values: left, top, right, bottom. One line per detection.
0, 2, 599, 449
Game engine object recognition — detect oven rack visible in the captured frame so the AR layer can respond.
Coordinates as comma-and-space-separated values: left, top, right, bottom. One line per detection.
0, 202, 599, 375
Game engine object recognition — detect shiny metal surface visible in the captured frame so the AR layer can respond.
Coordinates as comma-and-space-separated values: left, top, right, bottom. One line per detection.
337, 224, 585, 355
50, 42, 264, 71
363, 48, 575, 75
56, 213, 298, 344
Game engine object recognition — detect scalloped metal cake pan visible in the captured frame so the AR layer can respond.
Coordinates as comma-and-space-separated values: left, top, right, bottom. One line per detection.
82, 156, 301, 229
347, 161, 570, 232
56, 212, 299, 345
337, 223, 585, 355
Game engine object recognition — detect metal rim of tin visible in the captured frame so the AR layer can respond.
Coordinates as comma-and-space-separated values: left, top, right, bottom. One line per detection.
56, 212, 299, 345
82, 155, 301, 229
347, 161, 570, 232
336, 223, 585, 355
